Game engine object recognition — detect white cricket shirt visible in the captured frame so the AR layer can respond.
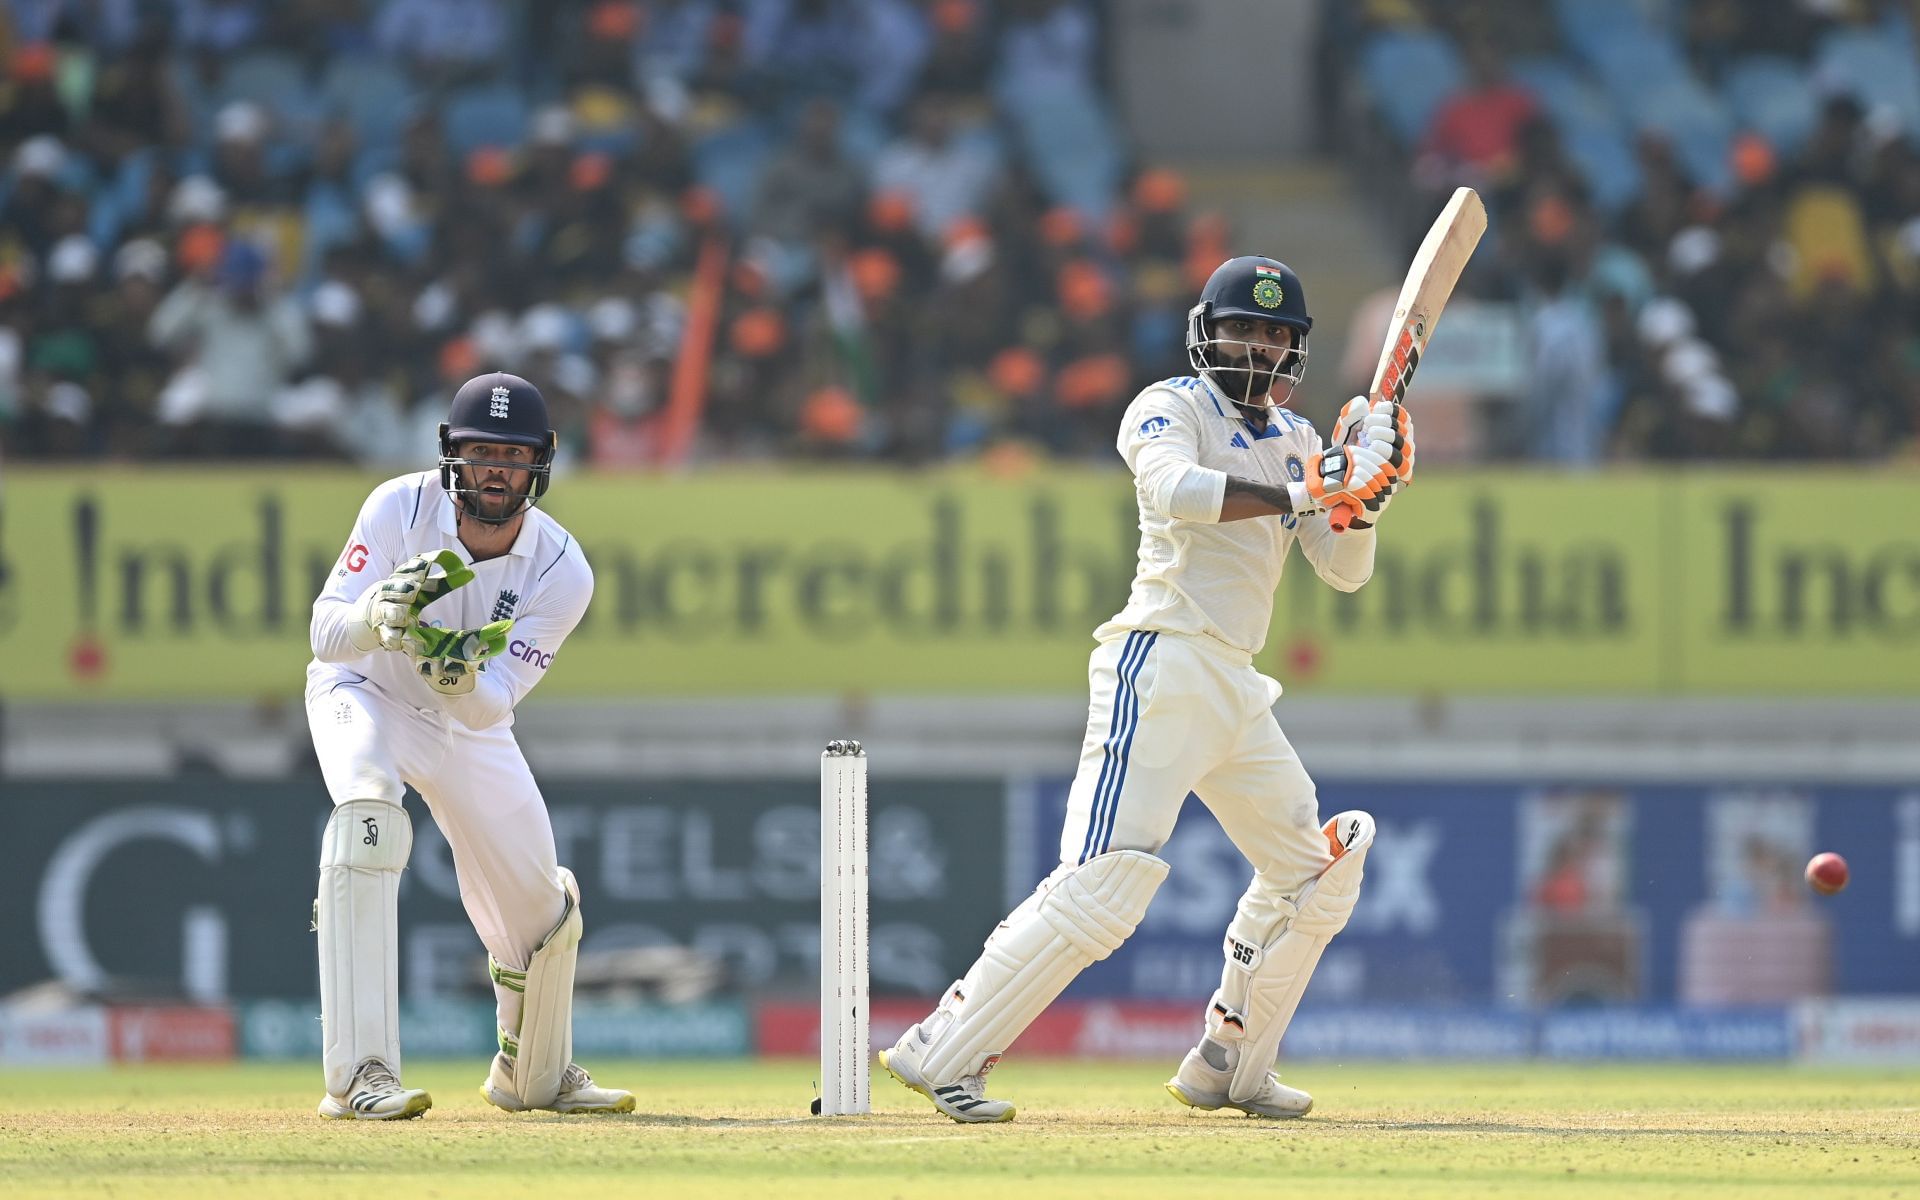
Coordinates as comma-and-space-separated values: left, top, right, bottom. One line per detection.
308, 472, 594, 729
1097, 375, 1376, 656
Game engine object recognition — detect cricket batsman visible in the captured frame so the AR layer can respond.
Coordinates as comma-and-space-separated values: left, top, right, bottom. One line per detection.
306, 372, 632, 1119
880, 257, 1413, 1121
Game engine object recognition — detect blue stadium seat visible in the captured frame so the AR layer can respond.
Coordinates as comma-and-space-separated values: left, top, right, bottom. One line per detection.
1628, 78, 1735, 193
1562, 123, 1642, 213
319, 55, 420, 154
1004, 81, 1119, 218
220, 50, 309, 114
1359, 30, 1464, 144
1510, 56, 1616, 132
692, 118, 776, 228
1815, 28, 1920, 137
441, 84, 529, 157
1724, 56, 1817, 157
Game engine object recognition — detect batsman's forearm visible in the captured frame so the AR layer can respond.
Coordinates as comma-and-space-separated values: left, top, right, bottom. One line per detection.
1219, 476, 1315, 523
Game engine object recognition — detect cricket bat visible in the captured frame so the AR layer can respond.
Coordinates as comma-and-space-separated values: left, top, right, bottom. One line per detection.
1329, 186, 1487, 533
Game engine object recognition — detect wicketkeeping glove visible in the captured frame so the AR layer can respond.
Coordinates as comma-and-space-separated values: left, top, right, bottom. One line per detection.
348, 550, 475, 653
406, 619, 513, 697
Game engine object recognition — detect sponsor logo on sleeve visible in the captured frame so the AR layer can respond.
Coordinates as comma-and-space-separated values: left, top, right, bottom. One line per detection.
1138, 416, 1171, 439
344, 544, 369, 572
510, 639, 554, 669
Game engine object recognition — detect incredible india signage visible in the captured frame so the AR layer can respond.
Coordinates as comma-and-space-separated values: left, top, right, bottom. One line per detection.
0, 467, 1914, 699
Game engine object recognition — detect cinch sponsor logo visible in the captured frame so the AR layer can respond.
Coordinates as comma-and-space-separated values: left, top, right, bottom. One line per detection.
510, 639, 554, 669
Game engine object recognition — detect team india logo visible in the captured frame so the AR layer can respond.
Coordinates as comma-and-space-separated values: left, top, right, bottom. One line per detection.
1252, 265, 1285, 309
489, 385, 511, 418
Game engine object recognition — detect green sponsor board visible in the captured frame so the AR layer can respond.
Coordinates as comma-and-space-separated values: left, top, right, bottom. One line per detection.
2, 467, 1916, 697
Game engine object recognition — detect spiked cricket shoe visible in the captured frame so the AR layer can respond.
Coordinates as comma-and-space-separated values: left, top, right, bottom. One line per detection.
1165, 1044, 1312, 1118
877, 1025, 1015, 1124
480, 1054, 636, 1114
317, 1058, 432, 1120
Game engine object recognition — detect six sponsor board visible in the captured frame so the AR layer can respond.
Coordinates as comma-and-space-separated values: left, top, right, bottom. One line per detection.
4, 467, 1918, 698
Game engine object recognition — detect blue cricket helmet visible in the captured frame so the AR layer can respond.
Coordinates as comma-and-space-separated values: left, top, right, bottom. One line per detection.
437, 372, 558, 524
1186, 256, 1313, 406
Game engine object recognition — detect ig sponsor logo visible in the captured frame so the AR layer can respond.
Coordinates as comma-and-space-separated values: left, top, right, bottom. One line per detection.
344, 544, 370, 572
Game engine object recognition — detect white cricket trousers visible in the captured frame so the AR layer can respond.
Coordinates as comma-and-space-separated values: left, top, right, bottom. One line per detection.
1058, 629, 1334, 894
306, 677, 567, 1033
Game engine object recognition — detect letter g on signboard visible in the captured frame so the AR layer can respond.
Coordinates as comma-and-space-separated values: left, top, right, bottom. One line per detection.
37, 807, 229, 1003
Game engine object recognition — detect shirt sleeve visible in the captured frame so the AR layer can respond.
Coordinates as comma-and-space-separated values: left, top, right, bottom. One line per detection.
438, 546, 595, 730
1118, 387, 1226, 523
1289, 425, 1376, 593
309, 478, 415, 663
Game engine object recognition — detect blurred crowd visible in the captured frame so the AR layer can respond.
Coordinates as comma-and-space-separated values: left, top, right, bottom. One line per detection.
1339, 0, 1920, 462
4, 0, 1916, 471
0, 0, 1238, 468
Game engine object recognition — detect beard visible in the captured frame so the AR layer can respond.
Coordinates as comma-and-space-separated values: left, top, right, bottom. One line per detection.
460, 471, 531, 522
1213, 354, 1278, 405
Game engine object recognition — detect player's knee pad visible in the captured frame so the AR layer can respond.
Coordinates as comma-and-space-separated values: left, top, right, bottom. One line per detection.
919, 849, 1169, 1082
316, 799, 413, 1097
1212, 810, 1374, 1103
492, 867, 582, 1110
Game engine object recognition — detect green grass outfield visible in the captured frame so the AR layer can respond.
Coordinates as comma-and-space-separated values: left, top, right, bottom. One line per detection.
2, 1060, 1916, 1199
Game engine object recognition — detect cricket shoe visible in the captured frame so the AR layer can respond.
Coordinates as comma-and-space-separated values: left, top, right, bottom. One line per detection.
1165, 1041, 1312, 1118
317, 1057, 432, 1121
480, 1054, 637, 1114
877, 1024, 1015, 1124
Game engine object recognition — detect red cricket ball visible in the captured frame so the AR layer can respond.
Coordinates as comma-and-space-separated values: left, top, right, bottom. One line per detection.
1805, 852, 1849, 896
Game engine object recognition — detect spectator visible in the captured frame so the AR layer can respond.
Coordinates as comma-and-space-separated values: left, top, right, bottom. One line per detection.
374, 0, 507, 78
871, 95, 1002, 241
148, 238, 313, 455
1416, 38, 1538, 190
0, 44, 72, 144
752, 99, 864, 244
172, 0, 266, 55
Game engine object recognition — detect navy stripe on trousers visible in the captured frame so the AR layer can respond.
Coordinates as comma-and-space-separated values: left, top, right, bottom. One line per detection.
1079, 631, 1157, 864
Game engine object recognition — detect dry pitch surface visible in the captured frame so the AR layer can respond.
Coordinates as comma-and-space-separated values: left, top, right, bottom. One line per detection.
2, 1060, 1916, 1199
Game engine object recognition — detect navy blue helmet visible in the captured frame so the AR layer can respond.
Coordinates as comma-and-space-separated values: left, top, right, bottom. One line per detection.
438, 372, 558, 524
1186, 256, 1313, 408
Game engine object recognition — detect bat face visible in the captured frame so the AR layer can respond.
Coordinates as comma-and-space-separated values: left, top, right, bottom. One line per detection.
1366, 187, 1487, 409
1330, 188, 1485, 532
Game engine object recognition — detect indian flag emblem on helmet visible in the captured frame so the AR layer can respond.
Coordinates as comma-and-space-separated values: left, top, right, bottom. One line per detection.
1252, 265, 1285, 309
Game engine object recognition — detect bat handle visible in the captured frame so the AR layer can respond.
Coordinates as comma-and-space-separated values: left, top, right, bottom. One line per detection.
1329, 499, 1359, 532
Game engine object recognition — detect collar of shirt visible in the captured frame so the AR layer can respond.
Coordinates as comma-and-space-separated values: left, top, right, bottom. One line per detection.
1198, 374, 1287, 441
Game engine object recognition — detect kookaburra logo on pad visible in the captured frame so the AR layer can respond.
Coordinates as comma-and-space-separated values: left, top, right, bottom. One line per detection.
489, 386, 511, 419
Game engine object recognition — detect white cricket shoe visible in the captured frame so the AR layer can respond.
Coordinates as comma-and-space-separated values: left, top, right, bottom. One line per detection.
480, 1054, 637, 1114
877, 1023, 1015, 1124
1165, 1041, 1313, 1118
317, 1057, 432, 1121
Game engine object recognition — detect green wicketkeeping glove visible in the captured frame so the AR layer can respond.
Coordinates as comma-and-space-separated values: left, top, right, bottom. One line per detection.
407, 619, 513, 696
353, 549, 476, 652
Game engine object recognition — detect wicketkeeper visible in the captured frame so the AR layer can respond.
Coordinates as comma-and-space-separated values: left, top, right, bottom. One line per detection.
306, 372, 631, 1119
880, 258, 1414, 1121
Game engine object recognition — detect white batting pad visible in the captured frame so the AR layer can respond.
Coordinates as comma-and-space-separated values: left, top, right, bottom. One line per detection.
1217, 810, 1374, 1103
317, 799, 413, 1098
492, 867, 583, 1110
919, 849, 1169, 1082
